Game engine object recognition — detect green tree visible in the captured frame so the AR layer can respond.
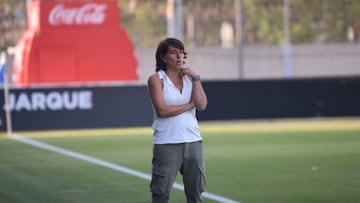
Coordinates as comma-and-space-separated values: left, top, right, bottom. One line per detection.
118, 0, 167, 47
243, 0, 360, 44
119, 0, 360, 46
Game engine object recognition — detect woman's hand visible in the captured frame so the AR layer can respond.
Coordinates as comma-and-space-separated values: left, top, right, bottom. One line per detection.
179, 67, 196, 78
179, 67, 207, 111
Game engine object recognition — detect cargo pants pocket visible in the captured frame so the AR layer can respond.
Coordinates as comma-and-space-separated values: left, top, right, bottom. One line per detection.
199, 165, 206, 193
150, 164, 169, 195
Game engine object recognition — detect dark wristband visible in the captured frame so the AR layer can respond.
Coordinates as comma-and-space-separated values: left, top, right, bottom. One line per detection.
192, 75, 201, 82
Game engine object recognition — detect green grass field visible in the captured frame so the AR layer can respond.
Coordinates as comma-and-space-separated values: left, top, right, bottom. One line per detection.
1, 118, 360, 203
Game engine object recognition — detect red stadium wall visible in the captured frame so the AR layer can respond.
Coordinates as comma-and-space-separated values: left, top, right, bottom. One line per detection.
13, 0, 138, 86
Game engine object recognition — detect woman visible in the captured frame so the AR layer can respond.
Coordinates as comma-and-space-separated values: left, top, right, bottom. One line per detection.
147, 38, 208, 203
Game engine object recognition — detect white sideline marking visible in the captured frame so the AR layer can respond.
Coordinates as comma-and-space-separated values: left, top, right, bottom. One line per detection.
12, 134, 240, 203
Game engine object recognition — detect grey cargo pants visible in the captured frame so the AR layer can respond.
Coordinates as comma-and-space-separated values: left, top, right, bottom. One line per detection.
150, 141, 206, 203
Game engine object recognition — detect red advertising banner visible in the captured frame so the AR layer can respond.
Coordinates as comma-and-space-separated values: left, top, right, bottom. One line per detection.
39, 1, 120, 30
13, 0, 138, 86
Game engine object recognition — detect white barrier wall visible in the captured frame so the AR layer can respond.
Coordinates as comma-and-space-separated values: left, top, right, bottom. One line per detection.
136, 43, 360, 82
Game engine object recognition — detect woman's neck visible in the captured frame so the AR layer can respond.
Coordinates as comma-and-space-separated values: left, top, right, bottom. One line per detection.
165, 68, 181, 79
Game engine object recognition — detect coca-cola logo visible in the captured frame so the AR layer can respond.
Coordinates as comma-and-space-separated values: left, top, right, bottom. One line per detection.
49, 3, 107, 25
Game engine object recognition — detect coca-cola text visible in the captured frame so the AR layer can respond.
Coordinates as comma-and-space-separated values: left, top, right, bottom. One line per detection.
49, 3, 107, 25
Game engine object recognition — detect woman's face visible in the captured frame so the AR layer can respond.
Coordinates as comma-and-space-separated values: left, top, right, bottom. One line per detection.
164, 45, 184, 70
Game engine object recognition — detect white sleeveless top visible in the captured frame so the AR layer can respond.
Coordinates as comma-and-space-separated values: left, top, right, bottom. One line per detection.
152, 70, 202, 144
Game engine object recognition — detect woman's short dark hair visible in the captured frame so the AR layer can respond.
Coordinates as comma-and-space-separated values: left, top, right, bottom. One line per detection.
155, 38, 187, 72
